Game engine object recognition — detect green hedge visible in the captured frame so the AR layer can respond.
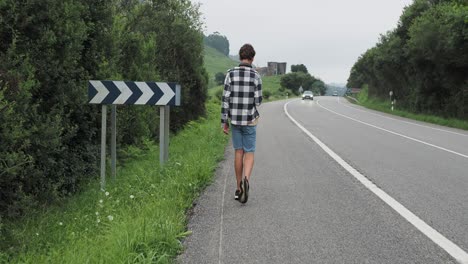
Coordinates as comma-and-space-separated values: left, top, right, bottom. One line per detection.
347, 0, 468, 119
0, 0, 208, 219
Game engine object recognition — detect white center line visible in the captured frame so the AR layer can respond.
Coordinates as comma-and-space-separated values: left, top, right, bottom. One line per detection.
284, 100, 468, 264
337, 97, 468, 137
316, 99, 468, 159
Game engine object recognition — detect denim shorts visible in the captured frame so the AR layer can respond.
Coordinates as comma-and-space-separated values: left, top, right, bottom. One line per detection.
231, 125, 257, 152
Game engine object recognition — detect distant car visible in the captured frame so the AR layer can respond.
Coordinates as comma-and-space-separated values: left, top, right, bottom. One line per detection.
332, 91, 338, 96
302, 91, 313, 100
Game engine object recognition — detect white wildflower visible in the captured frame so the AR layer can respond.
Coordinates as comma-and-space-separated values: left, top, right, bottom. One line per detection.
130, 195, 135, 199
107, 215, 114, 221
99, 199, 103, 204
105, 192, 110, 196
97, 218, 101, 223
95, 212, 99, 216
36, 233, 39, 236
59, 222, 63, 226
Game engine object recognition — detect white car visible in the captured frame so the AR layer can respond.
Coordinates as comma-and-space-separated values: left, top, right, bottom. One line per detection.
302, 91, 313, 100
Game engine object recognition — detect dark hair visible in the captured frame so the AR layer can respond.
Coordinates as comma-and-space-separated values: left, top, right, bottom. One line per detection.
239, 44, 256, 60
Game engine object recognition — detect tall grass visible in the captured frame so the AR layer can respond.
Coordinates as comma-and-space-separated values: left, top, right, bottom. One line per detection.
0, 102, 228, 263
353, 86, 468, 131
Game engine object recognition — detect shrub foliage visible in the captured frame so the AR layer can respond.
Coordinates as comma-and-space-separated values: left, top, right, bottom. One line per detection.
0, 0, 207, 218
347, 0, 467, 119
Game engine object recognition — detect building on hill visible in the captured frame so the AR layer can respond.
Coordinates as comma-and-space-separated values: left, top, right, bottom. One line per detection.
254, 62, 287, 77
267, 62, 287, 76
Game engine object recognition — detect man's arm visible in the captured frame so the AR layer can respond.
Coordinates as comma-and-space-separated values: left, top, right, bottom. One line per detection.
254, 74, 263, 106
221, 72, 231, 125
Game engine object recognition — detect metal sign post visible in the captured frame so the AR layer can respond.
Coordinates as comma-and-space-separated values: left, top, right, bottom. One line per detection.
100, 105, 107, 190
159, 105, 170, 164
111, 105, 117, 180
89, 81, 181, 189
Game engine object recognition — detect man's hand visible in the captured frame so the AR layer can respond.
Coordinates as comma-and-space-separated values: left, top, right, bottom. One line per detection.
223, 123, 229, 134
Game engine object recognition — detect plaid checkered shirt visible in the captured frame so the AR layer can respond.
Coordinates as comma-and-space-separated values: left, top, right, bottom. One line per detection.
221, 64, 263, 126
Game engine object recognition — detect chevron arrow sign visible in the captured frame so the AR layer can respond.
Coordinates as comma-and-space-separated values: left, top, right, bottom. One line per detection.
88, 80, 181, 106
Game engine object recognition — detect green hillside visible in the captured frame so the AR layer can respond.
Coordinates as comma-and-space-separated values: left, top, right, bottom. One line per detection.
209, 75, 292, 102
203, 45, 238, 87
203, 46, 292, 101
262, 75, 282, 96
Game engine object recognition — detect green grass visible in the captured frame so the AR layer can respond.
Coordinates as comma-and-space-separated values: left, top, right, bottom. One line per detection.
209, 75, 293, 102
350, 87, 468, 131
203, 46, 238, 88
0, 102, 228, 263
0, 46, 291, 264
262, 75, 297, 101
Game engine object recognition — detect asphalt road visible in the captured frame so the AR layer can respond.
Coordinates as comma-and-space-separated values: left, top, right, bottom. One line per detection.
179, 97, 468, 264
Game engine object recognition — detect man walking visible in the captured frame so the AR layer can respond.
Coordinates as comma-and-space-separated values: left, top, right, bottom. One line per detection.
221, 44, 262, 204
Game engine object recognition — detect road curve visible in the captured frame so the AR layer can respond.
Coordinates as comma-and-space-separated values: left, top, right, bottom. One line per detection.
179, 97, 467, 264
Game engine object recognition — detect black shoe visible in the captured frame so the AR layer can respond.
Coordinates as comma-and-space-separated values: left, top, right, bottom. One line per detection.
240, 177, 249, 204
234, 190, 241, 200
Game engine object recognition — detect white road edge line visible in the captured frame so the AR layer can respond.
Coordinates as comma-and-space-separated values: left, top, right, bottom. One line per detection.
316, 100, 468, 159
218, 156, 230, 264
337, 97, 468, 137
284, 100, 468, 264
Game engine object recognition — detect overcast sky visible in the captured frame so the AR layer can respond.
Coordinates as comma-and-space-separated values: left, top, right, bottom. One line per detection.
194, 0, 413, 84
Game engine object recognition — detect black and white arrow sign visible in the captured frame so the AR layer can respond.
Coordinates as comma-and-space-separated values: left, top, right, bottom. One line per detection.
88, 81, 181, 106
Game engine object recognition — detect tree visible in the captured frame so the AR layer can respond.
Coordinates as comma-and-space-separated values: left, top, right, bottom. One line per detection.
347, 0, 468, 119
280, 72, 325, 95
291, 64, 308, 74
0, 0, 104, 217
312, 80, 326, 95
215, 72, 226, 85
204, 32, 230, 56
405, 2, 468, 117
0, 0, 208, 218
280, 72, 303, 94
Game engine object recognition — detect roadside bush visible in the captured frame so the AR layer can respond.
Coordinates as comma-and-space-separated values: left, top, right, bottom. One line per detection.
214, 87, 224, 101
0, 0, 207, 218
215, 72, 226, 85
347, 1, 467, 119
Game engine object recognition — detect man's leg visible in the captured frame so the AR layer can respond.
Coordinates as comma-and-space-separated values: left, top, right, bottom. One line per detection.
242, 125, 257, 182
235, 149, 244, 190
231, 125, 244, 191
243, 152, 255, 181
239, 151, 254, 204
